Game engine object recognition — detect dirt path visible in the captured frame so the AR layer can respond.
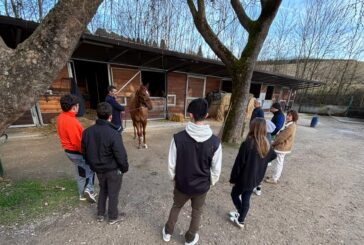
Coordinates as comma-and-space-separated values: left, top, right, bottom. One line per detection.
1, 116, 363, 244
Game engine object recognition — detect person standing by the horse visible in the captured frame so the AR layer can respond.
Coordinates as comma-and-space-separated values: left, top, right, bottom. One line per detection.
105, 85, 124, 132
56, 94, 96, 203
162, 98, 222, 245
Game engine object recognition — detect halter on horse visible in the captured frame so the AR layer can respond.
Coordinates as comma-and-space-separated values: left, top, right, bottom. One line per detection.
129, 85, 153, 149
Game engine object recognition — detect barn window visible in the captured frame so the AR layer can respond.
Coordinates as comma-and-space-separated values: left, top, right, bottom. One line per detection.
265, 86, 274, 100
221, 80, 232, 92
250, 83, 261, 98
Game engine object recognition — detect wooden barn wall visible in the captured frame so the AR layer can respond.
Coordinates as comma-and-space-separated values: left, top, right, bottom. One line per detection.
167, 72, 187, 114
111, 65, 141, 98
273, 86, 282, 101
38, 66, 70, 123
11, 110, 35, 126
111, 66, 140, 120
205, 77, 221, 94
187, 77, 205, 97
111, 65, 165, 119
281, 88, 290, 101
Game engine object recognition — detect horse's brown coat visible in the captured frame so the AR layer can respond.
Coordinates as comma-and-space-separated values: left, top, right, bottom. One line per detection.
129, 85, 153, 148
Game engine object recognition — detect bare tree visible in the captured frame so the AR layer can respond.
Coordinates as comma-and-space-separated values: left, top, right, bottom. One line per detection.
187, 0, 282, 143
0, 0, 103, 134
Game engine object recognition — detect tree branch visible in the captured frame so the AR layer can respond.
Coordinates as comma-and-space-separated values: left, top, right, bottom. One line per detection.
187, 0, 237, 67
258, 0, 282, 23
0, 0, 103, 133
15, 0, 103, 91
230, 0, 253, 32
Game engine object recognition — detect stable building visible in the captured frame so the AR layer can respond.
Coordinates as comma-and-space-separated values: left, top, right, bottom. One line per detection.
0, 15, 321, 126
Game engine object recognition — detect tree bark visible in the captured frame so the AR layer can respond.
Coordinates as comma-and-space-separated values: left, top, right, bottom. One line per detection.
0, 0, 103, 134
188, 0, 281, 143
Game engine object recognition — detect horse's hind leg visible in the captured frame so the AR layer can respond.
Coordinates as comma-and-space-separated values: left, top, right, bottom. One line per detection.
133, 124, 137, 139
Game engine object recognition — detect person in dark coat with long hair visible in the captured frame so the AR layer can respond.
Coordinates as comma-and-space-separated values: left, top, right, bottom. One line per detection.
229, 118, 277, 229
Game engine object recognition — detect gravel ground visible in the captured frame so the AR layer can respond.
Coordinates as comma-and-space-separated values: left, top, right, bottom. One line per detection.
1, 115, 363, 245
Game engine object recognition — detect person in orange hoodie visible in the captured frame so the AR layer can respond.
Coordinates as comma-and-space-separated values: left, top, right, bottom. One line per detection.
56, 94, 96, 202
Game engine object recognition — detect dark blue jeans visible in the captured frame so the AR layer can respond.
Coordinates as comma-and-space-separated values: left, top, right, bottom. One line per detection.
231, 186, 253, 223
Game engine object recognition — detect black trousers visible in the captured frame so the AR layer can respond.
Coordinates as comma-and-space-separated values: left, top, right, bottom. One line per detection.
231, 185, 253, 223
96, 170, 122, 220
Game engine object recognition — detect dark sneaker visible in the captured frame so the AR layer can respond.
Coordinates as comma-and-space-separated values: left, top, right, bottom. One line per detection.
108, 212, 126, 225
108, 218, 123, 225
185, 233, 199, 245
84, 189, 97, 203
97, 215, 104, 222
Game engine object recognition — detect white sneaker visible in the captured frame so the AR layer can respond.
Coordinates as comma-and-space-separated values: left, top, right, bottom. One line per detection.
79, 195, 87, 201
185, 233, 199, 245
229, 216, 244, 229
228, 211, 239, 219
253, 187, 262, 196
162, 227, 171, 242
84, 189, 97, 203
267, 162, 272, 167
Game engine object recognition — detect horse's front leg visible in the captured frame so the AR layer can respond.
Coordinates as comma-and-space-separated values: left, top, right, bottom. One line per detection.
136, 124, 142, 149
142, 122, 147, 149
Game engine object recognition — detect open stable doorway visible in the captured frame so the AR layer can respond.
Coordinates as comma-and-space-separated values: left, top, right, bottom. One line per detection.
74, 60, 109, 109
141, 70, 166, 97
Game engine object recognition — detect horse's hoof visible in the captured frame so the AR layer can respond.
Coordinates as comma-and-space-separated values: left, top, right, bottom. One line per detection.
144, 144, 148, 149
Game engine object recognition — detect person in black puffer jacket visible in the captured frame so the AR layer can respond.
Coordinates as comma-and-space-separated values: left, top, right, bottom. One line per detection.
82, 102, 128, 224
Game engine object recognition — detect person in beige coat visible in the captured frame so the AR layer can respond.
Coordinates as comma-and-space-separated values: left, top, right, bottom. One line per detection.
265, 110, 299, 184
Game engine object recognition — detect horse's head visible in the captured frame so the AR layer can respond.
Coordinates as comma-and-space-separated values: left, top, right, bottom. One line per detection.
136, 85, 153, 110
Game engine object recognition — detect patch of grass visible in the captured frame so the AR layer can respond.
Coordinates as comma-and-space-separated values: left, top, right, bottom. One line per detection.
0, 178, 79, 225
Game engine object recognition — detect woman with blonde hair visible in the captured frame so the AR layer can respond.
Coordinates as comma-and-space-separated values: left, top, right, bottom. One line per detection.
229, 118, 277, 228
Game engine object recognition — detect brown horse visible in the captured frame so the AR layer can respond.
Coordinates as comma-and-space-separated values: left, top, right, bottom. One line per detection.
129, 85, 153, 149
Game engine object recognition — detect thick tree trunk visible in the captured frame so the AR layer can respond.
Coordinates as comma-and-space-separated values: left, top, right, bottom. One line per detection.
187, 0, 281, 143
0, 0, 103, 134
221, 70, 251, 143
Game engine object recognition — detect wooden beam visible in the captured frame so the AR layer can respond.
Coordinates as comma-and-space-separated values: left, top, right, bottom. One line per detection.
109, 49, 129, 62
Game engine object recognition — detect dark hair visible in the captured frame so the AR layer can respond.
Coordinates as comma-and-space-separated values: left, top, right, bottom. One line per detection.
97, 102, 112, 120
108, 85, 116, 92
271, 102, 281, 110
187, 98, 208, 121
60, 94, 79, 112
287, 109, 299, 122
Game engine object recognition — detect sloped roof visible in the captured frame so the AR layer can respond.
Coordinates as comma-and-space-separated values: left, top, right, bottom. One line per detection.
0, 15, 322, 89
